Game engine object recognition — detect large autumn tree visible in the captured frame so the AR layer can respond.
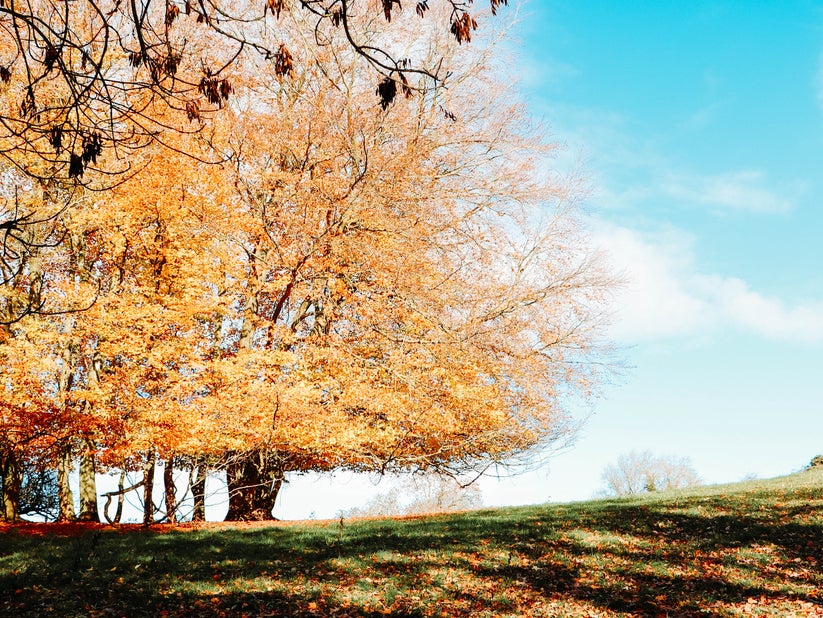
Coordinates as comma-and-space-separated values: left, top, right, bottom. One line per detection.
0, 8, 613, 522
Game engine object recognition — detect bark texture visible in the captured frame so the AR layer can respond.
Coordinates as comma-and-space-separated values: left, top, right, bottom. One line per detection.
224, 452, 284, 521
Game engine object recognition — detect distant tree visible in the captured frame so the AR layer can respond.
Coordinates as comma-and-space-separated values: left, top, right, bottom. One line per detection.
19, 463, 60, 521
1, 455, 59, 521
342, 476, 483, 518
808, 455, 823, 469
600, 451, 701, 497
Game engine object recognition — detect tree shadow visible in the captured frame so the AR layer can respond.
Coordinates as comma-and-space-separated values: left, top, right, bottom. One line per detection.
0, 485, 821, 616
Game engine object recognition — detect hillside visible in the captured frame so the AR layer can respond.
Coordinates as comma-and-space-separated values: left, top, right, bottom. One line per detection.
1, 469, 822, 617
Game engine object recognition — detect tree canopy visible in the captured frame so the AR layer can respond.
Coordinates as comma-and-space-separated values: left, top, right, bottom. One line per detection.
0, 4, 613, 522
0, 0, 505, 182
600, 451, 702, 498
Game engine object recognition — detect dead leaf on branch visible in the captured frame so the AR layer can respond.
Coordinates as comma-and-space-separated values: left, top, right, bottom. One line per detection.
199, 73, 233, 106
266, 0, 285, 18
376, 77, 397, 110
451, 12, 478, 44
165, 3, 180, 27
273, 44, 293, 77
489, 0, 507, 17
382, 0, 401, 22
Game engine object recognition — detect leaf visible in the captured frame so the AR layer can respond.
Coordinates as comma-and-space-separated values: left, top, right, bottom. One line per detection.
382, 0, 401, 22
450, 12, 478, 44
266, 0, 284, 18
376, 77, 397, 110
165, 3, 180, 27
273, 43, 293, 77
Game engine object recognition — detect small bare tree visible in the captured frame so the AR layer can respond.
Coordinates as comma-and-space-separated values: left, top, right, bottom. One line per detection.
600, 451, 701, 497
342, 476, 483, 518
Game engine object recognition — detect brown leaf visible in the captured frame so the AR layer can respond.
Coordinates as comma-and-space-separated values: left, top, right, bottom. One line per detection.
49, 126, 63, 154
185, 101, 201, 122
376, 77, 397, 110
266, 0, 285, 18
489, 0, 507, 17
382, 0, 401, 22
166, 3, 180, 27
450, 12, 477, 44
273, 43, 293, 77
68, 153, 84, 178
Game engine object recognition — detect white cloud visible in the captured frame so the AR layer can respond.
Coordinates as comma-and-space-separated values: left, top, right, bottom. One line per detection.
591, 224, 710, 341
592, 221, 823, 345
696, 275, 823, 344
533, 103, 802, 216
662, 170, 798, 214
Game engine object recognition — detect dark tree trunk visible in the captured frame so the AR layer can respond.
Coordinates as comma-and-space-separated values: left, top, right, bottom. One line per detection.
163, 459, 177, 523
114, 470, 126, 523
57, 443, 75, 521
190, 459, 207, 522
113, 468, 126, 524
77, 438, 98, 522
224, 452, 284, 521
77, 351, 102, 523
143, 452, 156, 525
1, 450, 21, 522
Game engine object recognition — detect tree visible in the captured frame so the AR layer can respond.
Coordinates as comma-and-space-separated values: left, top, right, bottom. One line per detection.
600, 451, 702, 498
0, 10, 612, 522
341, 475, 483, 518
18, 461, 59, 521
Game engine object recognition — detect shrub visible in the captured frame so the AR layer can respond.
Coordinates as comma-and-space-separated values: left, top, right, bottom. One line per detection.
808, 455, 823, 469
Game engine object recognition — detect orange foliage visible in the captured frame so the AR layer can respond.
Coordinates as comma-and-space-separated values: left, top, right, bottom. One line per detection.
0, 16, 612, 519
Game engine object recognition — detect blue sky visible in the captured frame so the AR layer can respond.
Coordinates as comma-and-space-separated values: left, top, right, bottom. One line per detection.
483, 0, 823, 501
257, 1, 823, 519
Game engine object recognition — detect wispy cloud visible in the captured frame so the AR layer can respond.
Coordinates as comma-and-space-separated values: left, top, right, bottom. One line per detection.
591, 224, 710, 341
696, 275, 823, 344
661, 170, 800, 214
592, 221, 823, 345
533, 103, 803, 216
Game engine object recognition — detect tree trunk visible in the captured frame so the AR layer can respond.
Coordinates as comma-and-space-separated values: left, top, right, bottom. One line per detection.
110, 468, 127, 524
57, 443, 75, 521
163, 459, 177, 523
1, 451, 22, 522
143, 452, 156, 525
0, 451, 5, 522
224, 452, 283, 521
191, 459, 207, 522
77, 438, 98, 522
77, 348, 101, 522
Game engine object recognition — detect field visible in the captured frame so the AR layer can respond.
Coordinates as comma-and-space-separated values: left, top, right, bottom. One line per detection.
1, 468, 822, 617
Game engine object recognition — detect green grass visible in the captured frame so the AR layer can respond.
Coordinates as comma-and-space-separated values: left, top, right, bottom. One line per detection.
2, 469, 822, 617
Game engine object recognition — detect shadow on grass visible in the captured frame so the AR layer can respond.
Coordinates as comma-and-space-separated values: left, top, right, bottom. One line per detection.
1, 480, 821, 616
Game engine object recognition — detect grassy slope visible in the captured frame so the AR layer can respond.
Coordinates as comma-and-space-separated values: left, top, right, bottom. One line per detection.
1, 469, 821, 617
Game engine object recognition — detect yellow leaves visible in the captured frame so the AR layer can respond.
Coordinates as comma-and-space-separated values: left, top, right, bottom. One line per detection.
0, 10, 609, 488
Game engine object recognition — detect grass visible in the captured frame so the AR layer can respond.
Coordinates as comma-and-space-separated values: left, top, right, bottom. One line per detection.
1, 468, 821, 617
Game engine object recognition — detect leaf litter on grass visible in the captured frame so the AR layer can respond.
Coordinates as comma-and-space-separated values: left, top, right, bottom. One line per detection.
1, 469, 822, 617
